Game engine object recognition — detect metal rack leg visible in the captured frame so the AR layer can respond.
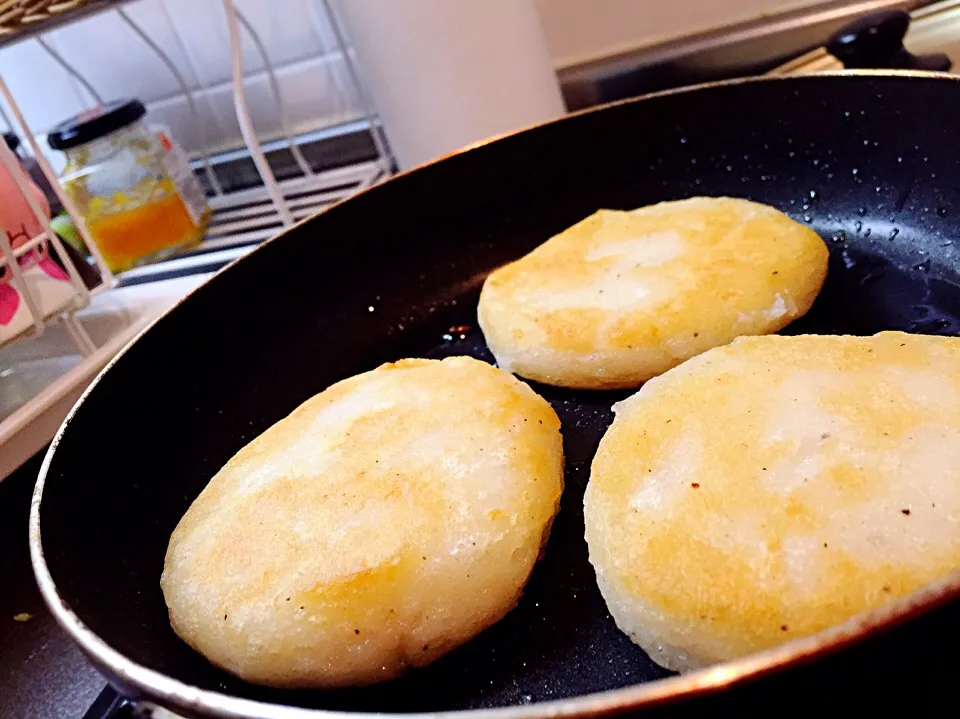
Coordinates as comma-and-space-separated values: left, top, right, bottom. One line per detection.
0, 77, 114, 288
319, 0, 394, 172
221, 0, 294, 227
234, 7, 314, 178
0, 231, 43, 337
36, 37, 103, 106
62, 313, 96, 356
0, 113, 91, 307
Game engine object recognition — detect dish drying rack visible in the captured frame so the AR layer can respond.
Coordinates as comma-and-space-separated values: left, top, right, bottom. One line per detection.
0, 0, 391, 355
0, 77, 107, 352
0, 0, 392, 478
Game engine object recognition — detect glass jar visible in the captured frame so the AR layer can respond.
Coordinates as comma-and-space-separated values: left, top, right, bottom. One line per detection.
48, 99, 210, 273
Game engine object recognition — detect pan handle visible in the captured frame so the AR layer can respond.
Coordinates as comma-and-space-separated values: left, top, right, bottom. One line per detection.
827, 9, 951, 72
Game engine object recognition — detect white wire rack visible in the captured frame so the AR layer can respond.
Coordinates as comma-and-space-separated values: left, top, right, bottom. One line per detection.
0, 0, 393, 353
0, 0, 391, 477
0, 73, 111, 354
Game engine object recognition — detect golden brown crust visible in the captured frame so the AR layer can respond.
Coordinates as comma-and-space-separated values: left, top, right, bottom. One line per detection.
478, 197, 828, 389
162, 356, 563, 688
585, 332, 960, 671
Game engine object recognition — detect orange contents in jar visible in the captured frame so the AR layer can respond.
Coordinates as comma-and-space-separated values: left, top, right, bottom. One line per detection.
87, 193, 202, 272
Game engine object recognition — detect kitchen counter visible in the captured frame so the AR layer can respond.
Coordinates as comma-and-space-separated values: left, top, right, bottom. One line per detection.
0, 450, 107, 718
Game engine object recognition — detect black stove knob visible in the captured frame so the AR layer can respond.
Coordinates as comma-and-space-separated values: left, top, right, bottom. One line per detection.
827, 9, 951, 72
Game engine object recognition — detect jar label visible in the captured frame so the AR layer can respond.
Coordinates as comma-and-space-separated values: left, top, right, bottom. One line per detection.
158, 131, 208, 228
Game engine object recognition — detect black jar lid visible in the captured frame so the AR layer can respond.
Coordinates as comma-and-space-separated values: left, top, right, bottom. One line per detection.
47, 99, 147, 151
3, 132, 20, 153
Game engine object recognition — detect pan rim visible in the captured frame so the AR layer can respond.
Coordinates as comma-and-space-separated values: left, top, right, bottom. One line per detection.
29, 69, 960, 718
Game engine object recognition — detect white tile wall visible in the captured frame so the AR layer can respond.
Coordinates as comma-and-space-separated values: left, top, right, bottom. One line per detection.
0, 0, 364, 164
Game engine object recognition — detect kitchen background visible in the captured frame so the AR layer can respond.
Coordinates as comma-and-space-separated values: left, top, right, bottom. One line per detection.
0, 0, 851, 161
3, 0, 956, 520
4, 0, 958, 490
4, 1, 960, 717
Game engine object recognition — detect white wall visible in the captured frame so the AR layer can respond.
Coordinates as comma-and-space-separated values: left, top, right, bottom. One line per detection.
0, 0, 841, 160
535, 0, 838, 68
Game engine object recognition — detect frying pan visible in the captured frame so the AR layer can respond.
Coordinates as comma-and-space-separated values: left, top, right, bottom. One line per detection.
29, 72, 960, 717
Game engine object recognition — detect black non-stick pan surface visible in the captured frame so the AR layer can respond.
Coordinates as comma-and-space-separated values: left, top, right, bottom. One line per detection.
32, 73, 960, 716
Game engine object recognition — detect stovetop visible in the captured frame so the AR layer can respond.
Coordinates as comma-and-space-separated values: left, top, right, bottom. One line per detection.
1, 452, 106, 718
